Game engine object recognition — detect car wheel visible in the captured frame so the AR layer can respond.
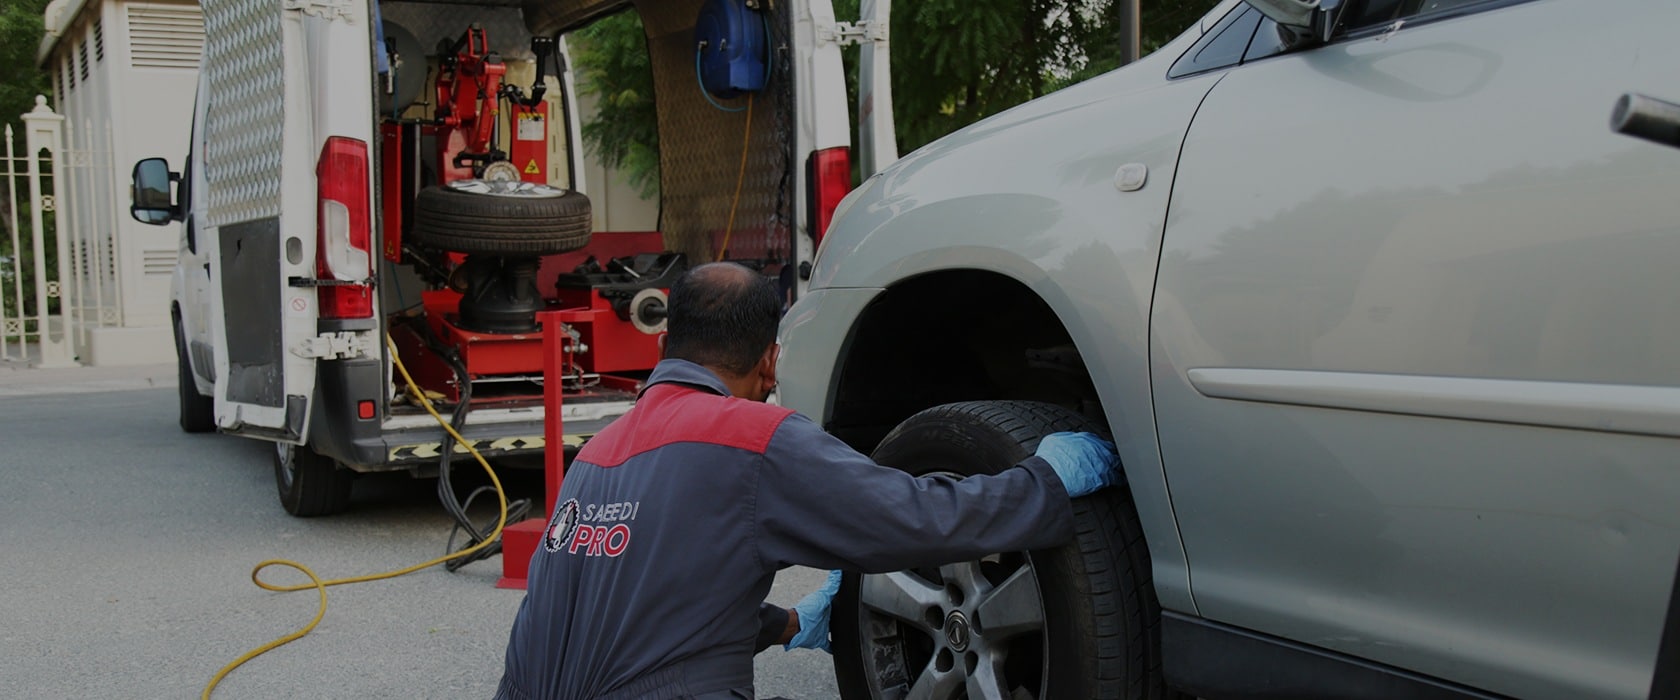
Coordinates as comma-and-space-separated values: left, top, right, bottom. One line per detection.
173, 315, 215, 434
274, 442, 354, 517
833, 401, 1167, 699
410, 180, 592, 255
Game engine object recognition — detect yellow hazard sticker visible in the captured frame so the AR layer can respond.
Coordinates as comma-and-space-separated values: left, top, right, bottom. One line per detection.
524, 159, 541, 174
387, 433, 591, 462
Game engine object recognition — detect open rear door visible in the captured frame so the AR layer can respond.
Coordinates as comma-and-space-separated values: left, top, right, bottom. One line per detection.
792, 0, 897, 298
855, 0, 897, 177
198, 0, 321, 443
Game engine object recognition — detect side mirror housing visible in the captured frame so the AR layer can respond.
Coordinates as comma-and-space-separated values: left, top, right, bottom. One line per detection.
130, 157, 180, 225
1245, 0, 1344, 46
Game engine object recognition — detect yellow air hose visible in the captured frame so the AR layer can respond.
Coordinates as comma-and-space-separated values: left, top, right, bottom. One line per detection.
715, 93, 755, 262
202, 334, 514, 699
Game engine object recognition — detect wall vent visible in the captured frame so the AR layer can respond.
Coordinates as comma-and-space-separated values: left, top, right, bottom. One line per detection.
127, 5, 204, 70
142, 248, 177, 276
93, 20, 104, 62
77, 39, 89, 81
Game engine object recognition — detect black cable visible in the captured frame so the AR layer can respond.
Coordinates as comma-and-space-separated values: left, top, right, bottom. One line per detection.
447, 485, 533, 559
396, 315, 526, 571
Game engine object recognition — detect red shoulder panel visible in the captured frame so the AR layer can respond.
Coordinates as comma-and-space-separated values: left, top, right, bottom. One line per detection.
577, 384, 796, 467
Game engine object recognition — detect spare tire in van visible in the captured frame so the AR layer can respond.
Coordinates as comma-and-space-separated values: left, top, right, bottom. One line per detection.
410, 180, 592, 256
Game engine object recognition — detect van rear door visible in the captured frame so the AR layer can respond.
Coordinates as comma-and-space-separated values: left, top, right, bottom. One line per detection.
793, 0, 895, 297
197, 0, 328, 443
854, 0, 896, 177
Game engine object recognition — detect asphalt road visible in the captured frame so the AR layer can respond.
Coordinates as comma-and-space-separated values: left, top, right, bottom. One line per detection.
0, 386, 840, 699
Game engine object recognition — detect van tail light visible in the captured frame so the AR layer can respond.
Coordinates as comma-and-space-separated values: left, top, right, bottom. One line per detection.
807, 147, 852, 248
316, 136, 374, 319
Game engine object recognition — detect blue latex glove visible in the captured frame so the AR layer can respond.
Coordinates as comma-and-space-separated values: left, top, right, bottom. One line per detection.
785, 569, 843, 652
1036, 432, 1121, 498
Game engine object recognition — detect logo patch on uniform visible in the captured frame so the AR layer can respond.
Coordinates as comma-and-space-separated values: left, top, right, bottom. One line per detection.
543, 499, 581, 553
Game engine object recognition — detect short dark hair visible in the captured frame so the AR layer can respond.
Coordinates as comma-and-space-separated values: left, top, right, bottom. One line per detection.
664, 262, 781, 376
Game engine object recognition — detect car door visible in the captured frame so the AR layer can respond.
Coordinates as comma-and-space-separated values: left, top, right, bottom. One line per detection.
197, 0, 321, 443
1151, 1, 1680, 698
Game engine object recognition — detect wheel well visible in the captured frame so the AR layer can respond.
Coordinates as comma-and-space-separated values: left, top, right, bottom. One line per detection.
826, 270, 1103, 453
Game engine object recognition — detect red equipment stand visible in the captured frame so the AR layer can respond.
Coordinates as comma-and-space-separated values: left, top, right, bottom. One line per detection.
497, 310, 569, 590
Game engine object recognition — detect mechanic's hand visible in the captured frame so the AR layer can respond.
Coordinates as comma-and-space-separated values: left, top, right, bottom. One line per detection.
785, 569, 843, 652
1037, 432, 1121, 498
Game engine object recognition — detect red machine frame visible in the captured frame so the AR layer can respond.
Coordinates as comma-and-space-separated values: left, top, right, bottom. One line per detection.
371, 22, 669, 588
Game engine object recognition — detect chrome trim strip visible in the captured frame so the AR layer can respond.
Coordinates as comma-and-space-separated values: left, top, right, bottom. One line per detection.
1186, 368, 1680, 438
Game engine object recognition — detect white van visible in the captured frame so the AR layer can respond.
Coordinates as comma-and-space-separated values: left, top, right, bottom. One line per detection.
130, 0, 895, 517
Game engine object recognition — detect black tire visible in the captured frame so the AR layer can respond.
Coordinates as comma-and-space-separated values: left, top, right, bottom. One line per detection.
173, 315, 215, 433
832, 401, 1168, 700
274, 442, 355, 517
410, 182, 592, 255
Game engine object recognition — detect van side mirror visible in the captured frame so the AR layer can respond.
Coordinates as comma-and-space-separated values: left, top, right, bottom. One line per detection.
131, 157, 180, 225
1245, 0, 1344, 47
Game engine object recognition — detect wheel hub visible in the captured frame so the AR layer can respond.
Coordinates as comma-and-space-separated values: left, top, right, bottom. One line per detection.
854, 558, 1049, 698
945, 610, 972, 652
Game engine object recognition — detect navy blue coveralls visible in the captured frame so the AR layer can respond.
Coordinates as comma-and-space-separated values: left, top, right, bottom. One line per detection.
496, 359, 1075, 699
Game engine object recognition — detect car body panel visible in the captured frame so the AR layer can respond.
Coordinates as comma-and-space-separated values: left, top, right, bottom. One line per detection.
776, 286, 882, 421
1151, 0, 1680, 697
785, 18, 1228, 614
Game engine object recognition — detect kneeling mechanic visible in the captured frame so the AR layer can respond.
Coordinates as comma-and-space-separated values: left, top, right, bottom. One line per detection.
496, 262, 1122, 699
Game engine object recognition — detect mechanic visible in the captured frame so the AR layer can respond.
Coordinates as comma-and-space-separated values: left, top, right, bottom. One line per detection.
495, 262, 1121, 700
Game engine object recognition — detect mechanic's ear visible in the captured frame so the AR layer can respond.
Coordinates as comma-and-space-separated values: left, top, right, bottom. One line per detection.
756, 344, 780, 400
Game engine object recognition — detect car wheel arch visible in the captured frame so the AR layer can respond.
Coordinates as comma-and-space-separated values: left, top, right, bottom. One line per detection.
819, 263, 1197, 615
825, 267, 1110, 449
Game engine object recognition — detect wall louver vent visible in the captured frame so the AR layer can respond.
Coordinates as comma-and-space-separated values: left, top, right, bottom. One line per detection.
128, 5, 204, 70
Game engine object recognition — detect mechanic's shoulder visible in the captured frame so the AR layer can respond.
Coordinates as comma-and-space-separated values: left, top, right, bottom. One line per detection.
721, 395, 798, 427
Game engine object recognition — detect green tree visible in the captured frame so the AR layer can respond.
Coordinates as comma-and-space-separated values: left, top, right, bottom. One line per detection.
879, 0, 1222, 153
0, 0, 51, 125
1, 0, 54, 329
570, 11, 660, 199
572, 1, 1222, 189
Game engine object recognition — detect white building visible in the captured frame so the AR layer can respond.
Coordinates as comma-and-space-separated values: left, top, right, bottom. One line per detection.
36, 0, 203, 365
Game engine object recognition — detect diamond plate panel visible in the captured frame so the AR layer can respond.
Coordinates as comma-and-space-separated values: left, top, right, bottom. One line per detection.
202, 0, 285, 226
644, 1, 794, 267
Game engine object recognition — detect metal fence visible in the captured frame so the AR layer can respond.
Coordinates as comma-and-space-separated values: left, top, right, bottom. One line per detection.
2, 97, 123, 368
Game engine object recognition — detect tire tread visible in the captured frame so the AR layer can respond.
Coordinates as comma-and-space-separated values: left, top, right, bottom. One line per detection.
276, 444, 354, 517
839, 400, 1170, 699
409, 186, 593, 255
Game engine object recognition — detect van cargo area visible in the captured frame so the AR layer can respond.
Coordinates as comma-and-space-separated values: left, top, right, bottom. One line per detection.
374, 0, 802, 423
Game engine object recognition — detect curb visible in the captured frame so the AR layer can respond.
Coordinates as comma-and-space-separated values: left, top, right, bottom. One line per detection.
0, 361, 176, 397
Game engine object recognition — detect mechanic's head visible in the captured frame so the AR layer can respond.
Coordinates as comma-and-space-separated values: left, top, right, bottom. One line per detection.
664, 262, 780, 400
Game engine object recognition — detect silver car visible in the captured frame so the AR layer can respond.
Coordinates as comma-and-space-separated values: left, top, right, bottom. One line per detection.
776, 0, 1680, 697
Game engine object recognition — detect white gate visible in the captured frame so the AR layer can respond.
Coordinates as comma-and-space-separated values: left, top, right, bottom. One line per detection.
2, 96, 125, 368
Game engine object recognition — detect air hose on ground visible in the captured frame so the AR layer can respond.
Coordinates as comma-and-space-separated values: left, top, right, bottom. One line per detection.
202, 334, 515, 699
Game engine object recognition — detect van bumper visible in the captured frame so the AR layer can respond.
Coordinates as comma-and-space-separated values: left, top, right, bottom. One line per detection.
307, 357, 631, 472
